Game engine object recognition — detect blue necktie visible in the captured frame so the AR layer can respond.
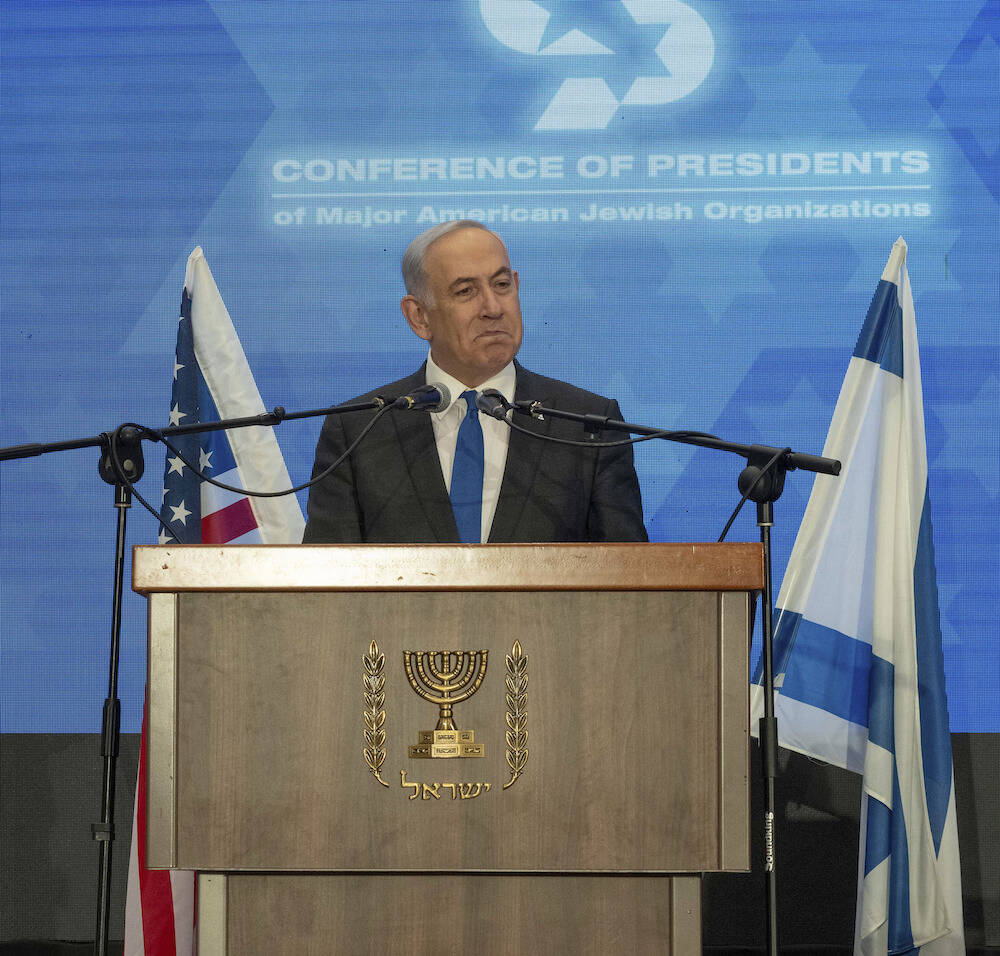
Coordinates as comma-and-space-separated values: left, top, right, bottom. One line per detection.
450, 390, 484, 543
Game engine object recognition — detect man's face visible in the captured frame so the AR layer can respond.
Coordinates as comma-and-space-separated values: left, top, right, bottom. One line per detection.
401, 228, 523, 388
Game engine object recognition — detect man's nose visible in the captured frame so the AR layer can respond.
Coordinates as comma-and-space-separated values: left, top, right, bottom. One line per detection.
481, 286, 503, 317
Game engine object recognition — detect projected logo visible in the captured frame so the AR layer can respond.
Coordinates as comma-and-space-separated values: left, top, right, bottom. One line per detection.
479, 0, 714, 130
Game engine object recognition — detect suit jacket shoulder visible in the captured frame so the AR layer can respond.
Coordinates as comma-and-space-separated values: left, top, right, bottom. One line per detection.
513, 364, 621, 411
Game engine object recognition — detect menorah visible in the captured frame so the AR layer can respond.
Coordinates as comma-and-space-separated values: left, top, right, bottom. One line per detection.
403, 649, 488, 758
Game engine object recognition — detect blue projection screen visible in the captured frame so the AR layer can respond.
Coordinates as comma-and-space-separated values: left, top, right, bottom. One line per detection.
1, 1, 997, 733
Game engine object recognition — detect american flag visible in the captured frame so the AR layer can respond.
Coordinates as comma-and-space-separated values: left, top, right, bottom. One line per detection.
156, 286, 260, 547
125, 247, 304, 954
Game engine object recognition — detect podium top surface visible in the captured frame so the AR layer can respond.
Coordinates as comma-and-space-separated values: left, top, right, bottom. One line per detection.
132, 542, 763, 593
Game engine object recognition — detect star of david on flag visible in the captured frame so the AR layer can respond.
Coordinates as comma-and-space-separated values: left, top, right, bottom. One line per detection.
751, 238, 964, 955
125, 247, 304, 955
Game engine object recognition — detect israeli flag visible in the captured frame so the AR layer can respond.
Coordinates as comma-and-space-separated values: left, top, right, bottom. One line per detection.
750, 238, 964, 954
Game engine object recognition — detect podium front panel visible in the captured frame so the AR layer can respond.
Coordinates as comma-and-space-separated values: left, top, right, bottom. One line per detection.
149, 586, 750, 873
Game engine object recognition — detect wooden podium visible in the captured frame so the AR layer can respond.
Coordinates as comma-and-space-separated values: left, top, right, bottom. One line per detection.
134, 543, 762, 955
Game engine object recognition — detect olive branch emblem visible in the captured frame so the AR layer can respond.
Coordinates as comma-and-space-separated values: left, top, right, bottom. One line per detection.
504, 640, 528, 789
363, 640, 389, 787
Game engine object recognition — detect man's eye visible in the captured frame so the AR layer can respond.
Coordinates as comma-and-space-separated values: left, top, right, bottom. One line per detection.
494, 279, 511, 291
455, 286, 474, 297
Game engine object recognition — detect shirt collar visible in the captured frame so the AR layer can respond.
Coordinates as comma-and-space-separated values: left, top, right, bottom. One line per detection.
424, 352, 516, 415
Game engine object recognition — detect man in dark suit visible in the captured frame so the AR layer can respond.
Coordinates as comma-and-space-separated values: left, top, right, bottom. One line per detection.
302, 220, 646, 544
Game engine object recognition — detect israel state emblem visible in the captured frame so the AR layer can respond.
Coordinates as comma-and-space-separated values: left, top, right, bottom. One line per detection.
362, 640, 528, 794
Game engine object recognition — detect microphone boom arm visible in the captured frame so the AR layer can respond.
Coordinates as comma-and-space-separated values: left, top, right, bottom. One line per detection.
508, 400, 840, 478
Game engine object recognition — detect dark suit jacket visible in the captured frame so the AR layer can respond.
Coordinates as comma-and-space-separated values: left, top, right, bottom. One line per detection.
302, 362, 647, 543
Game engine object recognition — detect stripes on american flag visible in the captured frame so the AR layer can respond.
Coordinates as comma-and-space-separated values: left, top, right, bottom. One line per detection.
124, 695, 186, 953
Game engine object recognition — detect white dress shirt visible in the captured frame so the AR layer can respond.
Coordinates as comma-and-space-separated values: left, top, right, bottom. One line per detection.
424, 353, 516, 543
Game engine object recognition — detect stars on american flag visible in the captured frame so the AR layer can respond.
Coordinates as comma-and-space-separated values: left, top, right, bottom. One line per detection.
168, 499, 192, 526
199, 446, 213, 471
159, 290, 201, 545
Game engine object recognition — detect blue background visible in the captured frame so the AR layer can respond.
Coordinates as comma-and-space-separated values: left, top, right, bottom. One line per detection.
2, 1, 997, 732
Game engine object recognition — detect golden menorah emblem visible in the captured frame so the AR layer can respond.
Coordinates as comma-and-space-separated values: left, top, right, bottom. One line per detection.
403, 649, 488, 758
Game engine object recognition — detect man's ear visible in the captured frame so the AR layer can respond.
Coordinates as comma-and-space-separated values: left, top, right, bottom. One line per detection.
401, 296, 432, 342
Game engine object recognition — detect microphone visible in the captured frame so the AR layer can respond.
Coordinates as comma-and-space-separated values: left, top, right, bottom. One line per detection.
392, 382, 451, 413
476, 389, 511, 421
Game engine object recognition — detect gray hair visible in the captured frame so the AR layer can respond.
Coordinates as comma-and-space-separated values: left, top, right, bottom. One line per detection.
401, 220, 502, 303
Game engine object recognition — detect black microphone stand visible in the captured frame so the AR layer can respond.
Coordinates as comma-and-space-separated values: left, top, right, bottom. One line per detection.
0, 396, 387, 956
507, 399, 841, 956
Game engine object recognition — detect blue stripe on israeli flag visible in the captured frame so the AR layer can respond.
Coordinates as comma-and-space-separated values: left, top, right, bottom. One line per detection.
912, 497, 953, 857
751, 238, 964, 954
853, 280, 904, 377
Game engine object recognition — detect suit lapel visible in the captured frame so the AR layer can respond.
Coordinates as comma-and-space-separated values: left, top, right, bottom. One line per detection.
488, 365, 550, 542
392, 369, 459, 542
